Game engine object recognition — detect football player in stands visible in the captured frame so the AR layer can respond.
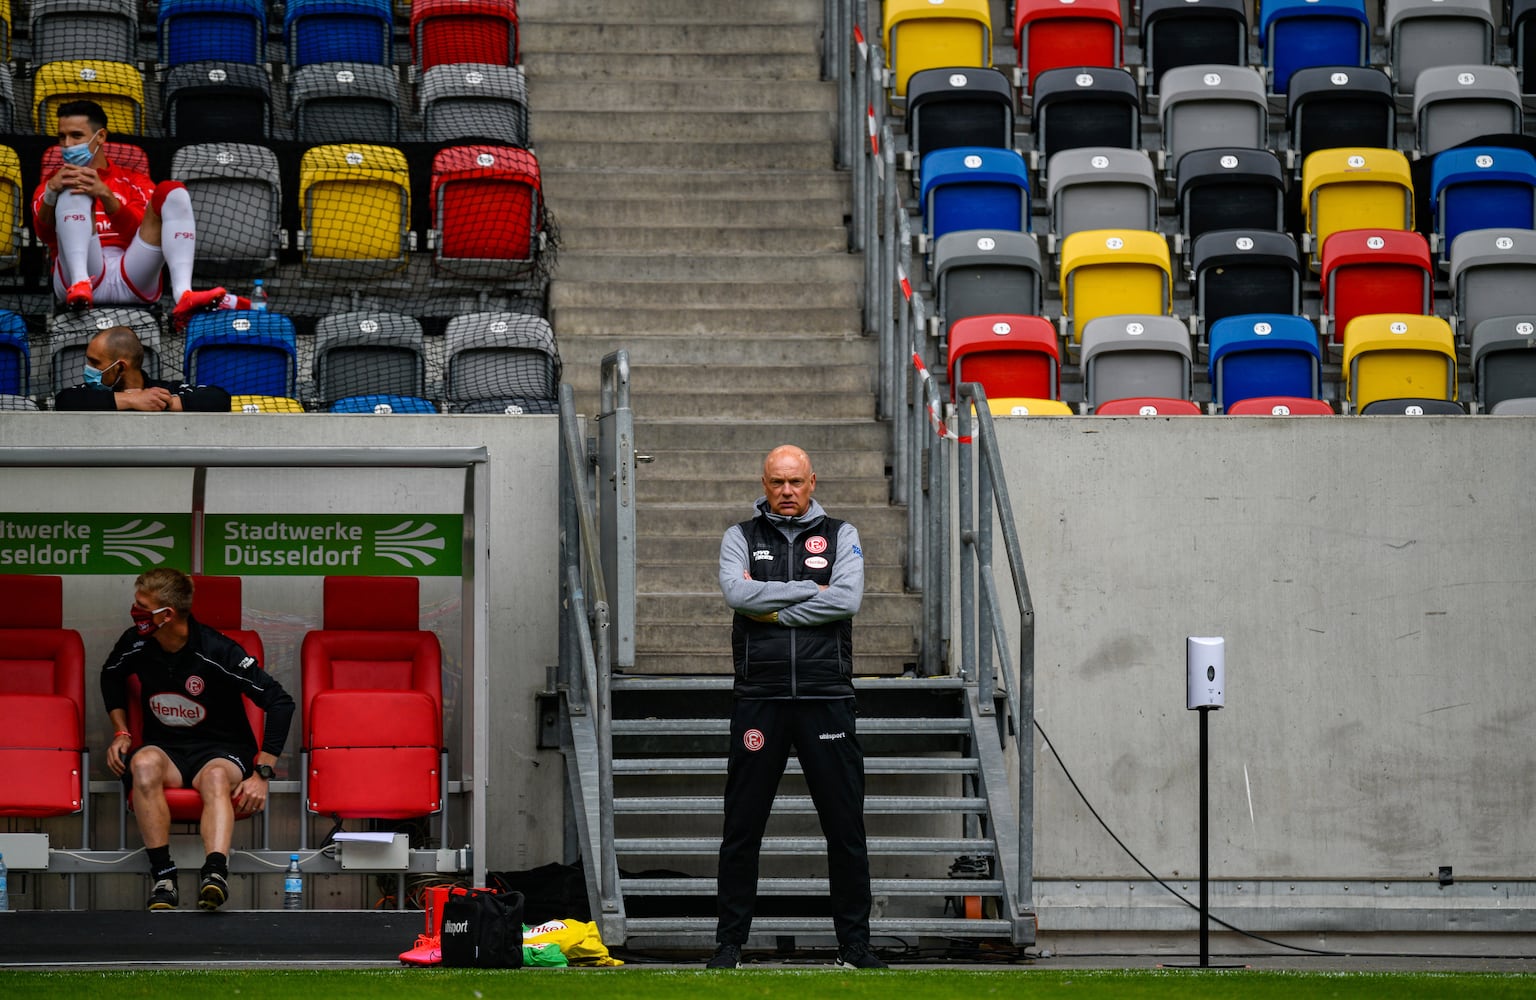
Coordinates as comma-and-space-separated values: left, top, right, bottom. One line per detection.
53, 324, 230, 412
32, 100, 249, 331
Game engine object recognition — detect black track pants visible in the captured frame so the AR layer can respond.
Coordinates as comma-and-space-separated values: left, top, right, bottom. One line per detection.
715, 696, 871, 947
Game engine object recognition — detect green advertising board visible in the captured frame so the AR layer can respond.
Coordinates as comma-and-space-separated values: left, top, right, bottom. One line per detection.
0, 513, 192, 574
205, 514, 462, 576
0, 513, 462, 576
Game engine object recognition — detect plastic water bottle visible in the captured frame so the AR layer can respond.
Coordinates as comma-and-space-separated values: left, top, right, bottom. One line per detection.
283, 853, 302, 910
0, 852, 9, 912
251, 279, 269, 311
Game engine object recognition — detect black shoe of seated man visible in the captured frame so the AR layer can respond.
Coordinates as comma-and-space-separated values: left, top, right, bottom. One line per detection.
835, 943, 888, 969
198, 869, 229, 911
147, 877, 179, 911
706, 943, 743, 969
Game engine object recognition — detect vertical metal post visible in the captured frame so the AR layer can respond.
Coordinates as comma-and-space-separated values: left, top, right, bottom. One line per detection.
1199, 706, 1211, 967
975, 408, 996, 708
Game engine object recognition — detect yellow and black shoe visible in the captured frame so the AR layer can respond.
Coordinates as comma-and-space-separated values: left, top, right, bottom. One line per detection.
147, 877, 178, 911
197, 870, 228, 911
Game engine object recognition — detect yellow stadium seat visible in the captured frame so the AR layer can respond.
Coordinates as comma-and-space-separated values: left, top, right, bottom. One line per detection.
0, 0, 11, 62
1341, 313, 1457, 411
0, 145, 21, 270
1301, 148, 1413, 269
33, 60, 144, 134
231, 394, 306, 413
1059, 229, 1172, 344
985, 397, 1075, 416
883, 0, 992, 99
299, 143, 411, 276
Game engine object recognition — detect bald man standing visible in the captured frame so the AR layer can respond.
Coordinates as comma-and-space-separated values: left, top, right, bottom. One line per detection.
708, 445, 884, 970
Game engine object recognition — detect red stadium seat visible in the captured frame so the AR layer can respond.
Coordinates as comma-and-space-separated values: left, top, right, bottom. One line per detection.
431, 145, 543, 279
1094, 396, 1203, 415
301, 576, 443, 825
1014, 0, 1123, 93
1224, 395, 1335, 415
947, 314, 1060, 402
1320, 229, 1434, 346
40, 141, 149, 178
411, 0, 518, 73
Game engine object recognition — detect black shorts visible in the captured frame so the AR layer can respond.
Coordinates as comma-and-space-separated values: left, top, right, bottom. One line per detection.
121, 741, 253, 790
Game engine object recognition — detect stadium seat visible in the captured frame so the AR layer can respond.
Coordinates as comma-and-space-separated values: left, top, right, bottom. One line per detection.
946, 314, 1060, 402
291, 62, 402, 143
1429, 146, 1536, 261
162, 62, 274, 140
330, 394, 438, 414
1013, 0, 1122, 94
299, 144, 411, 276
1157, 65, 1268, 178
418, 63, 529, 146
1385, 0, 1494, 95
1175, 148, 1286, 249
47, 309, 162, 397
443, 312, 560, 412
1358, 397, 1466, 414
1047, 147, 1157, 251
904, 67, 1014, 163
1489, 396, 1536, 413
33, 61, 144, 135
1449, 227, 1536, 345
157, 0, 267, 66
882, 0, 992, 99
1301, 148, 1414, 268
301, 576, 444, 826
1516, 0, 1536, 95
919, 147, 1031, 246
1030, 67, 1140, 165
1285, 66, 1396, 172
171, 142, 283, 275
1094, 396, 1202, 415
0, 394, 37, 410
1225, 395, 1334, 415
1341, 314, 1458, 410
284, 0, 393, 68
1060, 230, 1172, 344
28, 0, 137, 66
0, 68, 16, 132
1412, 65, 1522, 157
1081, 315, 1193, 412
0, 0, 10, 62
0, 145, 21, 271
451, 397, 558, 415
411, 0, 518, 73
932, 230, 1045, 338
1208, 314, 1323, 411
431, 145, 545, 280
1320, 228, 1434, 346
312, 311, 427, 407
1140, 0, 1246, 95
0, 309, 26, 396
0, 575, 87, 828
1190, 229, 1302, 338
987, 397, 1075, 415
1471, 316, 1536, 411
1259, 0, 1370, 95
231, 394, 305, 413
184, 310, 298, 398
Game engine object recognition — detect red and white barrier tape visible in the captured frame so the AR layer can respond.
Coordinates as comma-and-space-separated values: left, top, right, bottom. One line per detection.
911, 352, 973, 443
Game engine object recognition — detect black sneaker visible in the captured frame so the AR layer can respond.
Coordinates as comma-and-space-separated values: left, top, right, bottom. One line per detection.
706, 943, 743, 969
147, 877, 178, 910
198, 869, 228, 911
835, 943, 888, 969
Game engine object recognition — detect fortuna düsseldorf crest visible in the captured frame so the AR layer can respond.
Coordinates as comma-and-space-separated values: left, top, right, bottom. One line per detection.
185, 675, 205, 696
743, 729, 765, 752
805, 536, 828, 554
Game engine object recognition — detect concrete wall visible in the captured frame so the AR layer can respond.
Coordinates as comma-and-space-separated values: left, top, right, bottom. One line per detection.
0, 413, 564, 907
985, 416, 1536, 890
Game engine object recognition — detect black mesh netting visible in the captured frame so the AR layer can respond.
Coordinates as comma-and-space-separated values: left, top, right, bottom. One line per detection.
0, 0, 562, 413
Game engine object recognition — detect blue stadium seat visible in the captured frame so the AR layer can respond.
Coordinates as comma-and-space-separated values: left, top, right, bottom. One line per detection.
919, 147, 1031, 247
330, 394, 437, 414
1208, 314, 1323, 412
1430, 146, 1536, 261
0, 310, 27, 397
1259, 0, 1370, 95
284, 0, 393, 68
158, 0, 267, 66
184, 311, 298, 398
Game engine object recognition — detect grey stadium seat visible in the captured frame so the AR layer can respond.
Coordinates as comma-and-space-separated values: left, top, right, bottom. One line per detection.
312, 311, 427, 408
1081, 315, 1194, 412
419, 63, 529, 146
444, 313, 560, 411
171, 142, 283, 275
931, 229, 1045, 339
291, 62, 402, 143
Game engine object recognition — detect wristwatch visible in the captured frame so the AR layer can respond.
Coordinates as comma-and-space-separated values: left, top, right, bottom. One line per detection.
253, 764, 275, 781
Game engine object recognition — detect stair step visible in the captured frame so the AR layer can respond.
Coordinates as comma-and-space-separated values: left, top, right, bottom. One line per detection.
553, 253, 861, 284
553, 223, 849, 255
543, 110, 835, 144
531, 79, 836, 112
554, 304, 859, 337
613, 794, 987, 814
626, 446, 888, 477
552, 198, 847, 228
612, 717, 970, 736
610, 675, 963, 692
621, 877, 1005, 895
541, 169, 850, 202
564, 363, 874, 395
556, 335, 877, 368
622, 915, 1018, 939
524, 51, 824, 81
533, 139, 835, 171
552, 280, 858, 310
627, 653, 918, 675
613, 757, 975, 776
614, 835, 994, 855
529, 23, 820, 54
519, 0, 822, 24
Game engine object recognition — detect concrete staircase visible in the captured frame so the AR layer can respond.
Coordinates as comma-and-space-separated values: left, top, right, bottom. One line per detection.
522, 0, 922, 678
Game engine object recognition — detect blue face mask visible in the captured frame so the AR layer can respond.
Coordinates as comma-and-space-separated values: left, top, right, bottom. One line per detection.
83, 359, 119, 389
60, 139, 96, 167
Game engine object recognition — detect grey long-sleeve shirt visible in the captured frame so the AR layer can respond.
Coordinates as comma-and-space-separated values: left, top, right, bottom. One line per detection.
718, 497, 863, 627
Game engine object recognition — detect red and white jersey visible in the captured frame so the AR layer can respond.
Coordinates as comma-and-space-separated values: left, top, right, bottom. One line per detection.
32, 157, 156, 254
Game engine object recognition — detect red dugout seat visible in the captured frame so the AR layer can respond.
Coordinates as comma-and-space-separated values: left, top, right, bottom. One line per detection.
431, 145, 543, 279
0, 575, 87, 825
301, 576, 443, 825
411, 0, 518, 72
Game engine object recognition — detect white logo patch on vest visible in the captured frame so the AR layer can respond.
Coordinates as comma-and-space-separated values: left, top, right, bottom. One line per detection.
149, 693, 206, 727
751, 549, 774, 562
804, 535, 828, 554
804, 555, 829, 569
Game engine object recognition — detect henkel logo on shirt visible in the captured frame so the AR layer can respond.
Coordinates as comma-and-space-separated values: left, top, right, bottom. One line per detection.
149, 692, 206, 727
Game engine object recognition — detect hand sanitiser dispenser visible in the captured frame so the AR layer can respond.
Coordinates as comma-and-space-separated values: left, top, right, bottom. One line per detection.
1186, 636, 1224, 710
